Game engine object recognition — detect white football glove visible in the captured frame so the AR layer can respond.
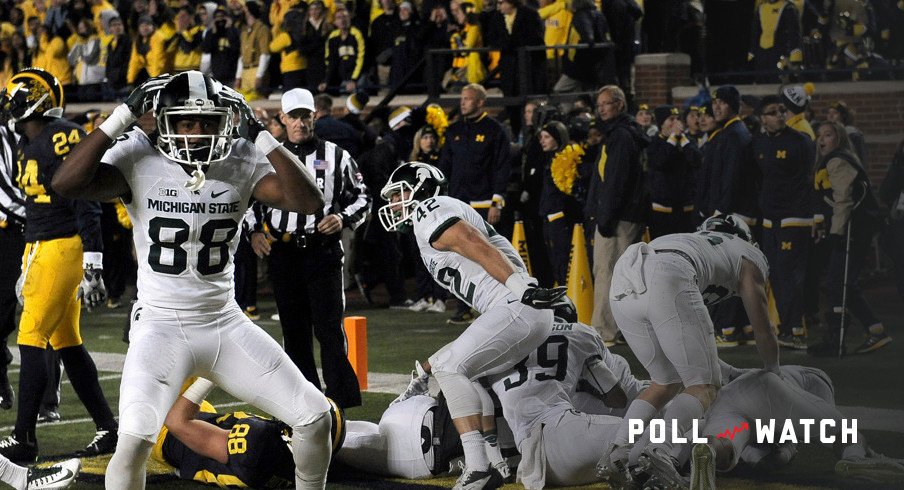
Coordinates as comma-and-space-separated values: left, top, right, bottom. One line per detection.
77, 253, 107, 311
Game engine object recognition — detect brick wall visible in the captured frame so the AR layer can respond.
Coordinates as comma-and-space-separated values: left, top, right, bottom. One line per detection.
669, 81, 904, 187
634, 53, 694, 106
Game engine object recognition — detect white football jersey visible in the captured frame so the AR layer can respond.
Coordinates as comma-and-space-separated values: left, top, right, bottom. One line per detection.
102, 129, 272, 309
488, 323, 618, 446
411, 196, 526, 313
647, 231, 770, 305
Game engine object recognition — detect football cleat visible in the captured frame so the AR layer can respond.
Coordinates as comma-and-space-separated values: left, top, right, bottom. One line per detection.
27, 458, 81, 490
638, 446, 688, 490
493, 461, 514, 484
854, 333, 892, 354
836, 452, 904, 484
426, 298, 447, 313
690, 443, 716, 490
452, 463, 503, 490
78, 429, 117, 457
37, 407, 61, 423
408, 298, 432, 312
0, 434, 38, 464
777, 333, 807, 350
597, 443, 634, 489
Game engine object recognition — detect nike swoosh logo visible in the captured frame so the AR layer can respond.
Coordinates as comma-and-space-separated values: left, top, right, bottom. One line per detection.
46, 469, 74, 483
211, 190, 229, 198
506, 299, 518, 304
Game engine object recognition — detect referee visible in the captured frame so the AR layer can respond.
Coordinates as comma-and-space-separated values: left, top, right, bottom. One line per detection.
249, 88, 370, 409
0, 125, 25, 410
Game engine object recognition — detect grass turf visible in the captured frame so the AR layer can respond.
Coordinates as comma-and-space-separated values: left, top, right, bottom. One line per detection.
1, 275, 902, 489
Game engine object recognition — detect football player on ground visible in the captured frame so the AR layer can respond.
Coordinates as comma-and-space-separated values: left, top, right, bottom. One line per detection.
0, 454, 80, 490
51, 71, 333, 489
378, 161, 570, 490
153, 378, 347, 488
158, 378, 463, 485
598, 214, 779, 489
0, 68, 119, 463
689, 366, 904, 487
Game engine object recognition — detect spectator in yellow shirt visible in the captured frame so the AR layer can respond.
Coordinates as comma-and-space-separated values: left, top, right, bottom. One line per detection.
127, 16, 155, 84
34, 24, 73, 92
174, 6, 204, 71
235, 1, 272, 99
270, 6, 309, 90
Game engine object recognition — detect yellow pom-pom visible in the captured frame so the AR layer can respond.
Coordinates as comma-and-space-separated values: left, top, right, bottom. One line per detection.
550, 144, 585, 195
425, 104, 449, 147
803, 82, 816, 95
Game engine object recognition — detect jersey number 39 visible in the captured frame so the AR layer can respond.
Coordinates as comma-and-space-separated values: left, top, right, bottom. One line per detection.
147, 217, 239, 275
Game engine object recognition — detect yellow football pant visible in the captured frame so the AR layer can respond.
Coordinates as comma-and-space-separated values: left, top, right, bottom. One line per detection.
18, 235, 84, 349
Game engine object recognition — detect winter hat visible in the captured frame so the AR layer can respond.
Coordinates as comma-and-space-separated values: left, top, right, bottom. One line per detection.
781, 82, 815, 114
346, 91, 369, 115
541, 121, 569, 148
389, 106, 412, 129
653, 105, 680, 128
713, 85, 741, 114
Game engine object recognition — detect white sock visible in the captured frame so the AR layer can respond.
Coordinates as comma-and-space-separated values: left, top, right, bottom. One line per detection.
0, 455, 28, 490
483, 429, 505, 467
655, 393, 705, 460
105, 433, 153, 490
293, 414, 332, 489
461, 430, 490, 470
614, 399, 658, 448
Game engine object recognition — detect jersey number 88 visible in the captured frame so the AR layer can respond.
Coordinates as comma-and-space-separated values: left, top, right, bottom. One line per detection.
147, 217, 239, 275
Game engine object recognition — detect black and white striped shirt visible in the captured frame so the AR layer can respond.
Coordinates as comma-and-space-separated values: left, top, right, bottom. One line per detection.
251, 137, 370, 235
0, 126, 26, 225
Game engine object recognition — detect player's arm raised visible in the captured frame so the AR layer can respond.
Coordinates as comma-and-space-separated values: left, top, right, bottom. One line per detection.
252, 144, 324, 214
738, 257, 780, 375
431, 219, 567, 308
53, 76, 174, 201
218, 88, 324, 214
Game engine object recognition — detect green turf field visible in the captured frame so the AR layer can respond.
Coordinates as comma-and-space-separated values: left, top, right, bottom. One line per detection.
2, 274, 902, 489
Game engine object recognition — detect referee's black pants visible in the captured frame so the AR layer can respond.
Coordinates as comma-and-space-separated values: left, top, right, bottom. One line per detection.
0, 224, 25, 376
268, 239, 362, 408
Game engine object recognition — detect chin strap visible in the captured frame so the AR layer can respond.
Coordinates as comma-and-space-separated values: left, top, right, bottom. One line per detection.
184, 162, 207, 191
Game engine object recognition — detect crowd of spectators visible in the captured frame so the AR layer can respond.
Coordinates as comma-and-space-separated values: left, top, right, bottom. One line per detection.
67, 77, 900, 360
2, 0, 903, 105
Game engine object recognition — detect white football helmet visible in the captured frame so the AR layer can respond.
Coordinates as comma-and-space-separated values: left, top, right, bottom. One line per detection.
700, 213, 754, 243
378, 162, 446, 232
154, 71, 235, 168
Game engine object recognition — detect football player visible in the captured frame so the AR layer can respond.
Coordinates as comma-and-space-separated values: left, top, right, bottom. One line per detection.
486, 321, 631, 489
379, 161, 570, 490
51, 71, 333, 489
0, 68, 118, 463
624, 366, 904, 488
154, 378, 347, 488
599, 214, 779, 489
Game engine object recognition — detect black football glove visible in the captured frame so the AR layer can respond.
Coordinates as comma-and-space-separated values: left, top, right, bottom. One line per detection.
77, 267, 107, 311
124, 74, 173, 117
218, 86, 266, 142
521, 285, 569, 309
